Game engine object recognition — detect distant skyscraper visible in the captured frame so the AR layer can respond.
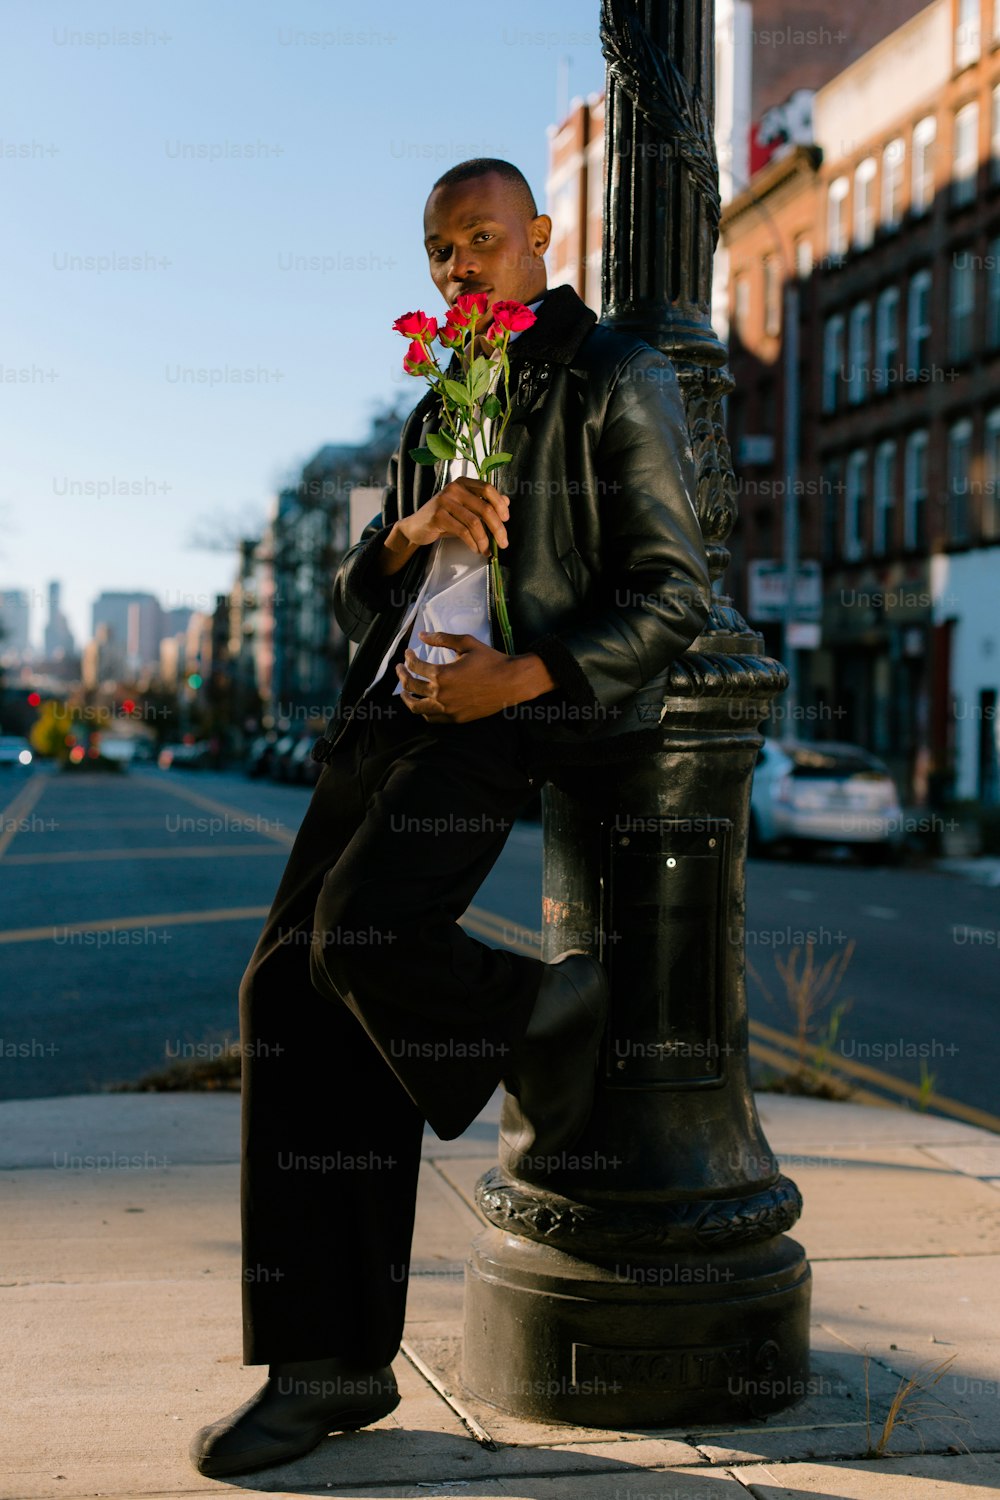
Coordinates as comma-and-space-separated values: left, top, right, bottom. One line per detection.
0, 588, 31, 660
43, 580, 75, 660
91, 591, 163, 673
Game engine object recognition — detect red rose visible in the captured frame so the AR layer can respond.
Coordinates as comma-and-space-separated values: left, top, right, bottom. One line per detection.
490, 300, 537, 334
393, 310, 438, 340
402, 340, 435, 375
450, 292, 490, 324
438, 318, 465, 349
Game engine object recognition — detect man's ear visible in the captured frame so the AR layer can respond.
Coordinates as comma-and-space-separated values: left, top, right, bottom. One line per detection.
531, 213, 552, 257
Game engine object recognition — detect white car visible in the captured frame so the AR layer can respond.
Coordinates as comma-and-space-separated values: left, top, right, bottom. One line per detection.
750, 738, 904, 863
0, 735, 33, 769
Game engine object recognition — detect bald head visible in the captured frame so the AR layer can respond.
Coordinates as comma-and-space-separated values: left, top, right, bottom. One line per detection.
423, 161, 551, 323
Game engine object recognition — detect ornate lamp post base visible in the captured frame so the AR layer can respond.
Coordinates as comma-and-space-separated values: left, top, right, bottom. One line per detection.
463, 1228, 810, 1427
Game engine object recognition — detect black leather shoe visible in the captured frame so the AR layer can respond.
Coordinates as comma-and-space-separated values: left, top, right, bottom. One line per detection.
189, 1358, 399, 1478
499, 948, 609, 1175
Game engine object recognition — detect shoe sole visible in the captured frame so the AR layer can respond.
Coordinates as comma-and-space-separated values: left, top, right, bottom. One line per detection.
192, 1388, 401, 1478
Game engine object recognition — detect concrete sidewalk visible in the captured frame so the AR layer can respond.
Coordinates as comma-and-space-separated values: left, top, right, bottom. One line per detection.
3, 1088, 1000, 1500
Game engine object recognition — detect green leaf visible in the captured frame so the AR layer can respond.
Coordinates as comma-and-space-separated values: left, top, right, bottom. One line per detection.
482, 393, 502, 420
442, 379, 472, 407
425, 430, 458, 460
469, 356, 496, 400
409, 446, 437, 465
479, 452, 512, 473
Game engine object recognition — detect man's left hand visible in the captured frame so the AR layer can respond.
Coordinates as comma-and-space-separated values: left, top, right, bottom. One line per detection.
396, 632, 527, 723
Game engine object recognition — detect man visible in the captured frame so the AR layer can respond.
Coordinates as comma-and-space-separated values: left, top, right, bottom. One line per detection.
191, 158, 711, 1479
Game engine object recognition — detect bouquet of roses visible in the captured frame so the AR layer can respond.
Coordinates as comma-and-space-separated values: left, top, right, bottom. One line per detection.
391, 292, 537, 656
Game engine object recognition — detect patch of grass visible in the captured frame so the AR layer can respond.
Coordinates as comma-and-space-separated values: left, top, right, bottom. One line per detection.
863, 1347, 968, 1458
748, 939, 857, 1098
111, 1034, 242, 1092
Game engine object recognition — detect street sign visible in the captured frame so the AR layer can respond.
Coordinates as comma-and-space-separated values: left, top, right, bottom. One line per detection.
748, 560, 822, 623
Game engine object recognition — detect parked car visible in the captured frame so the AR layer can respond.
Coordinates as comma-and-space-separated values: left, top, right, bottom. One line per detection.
0, 735, 33, 769
750, 738, 904, 863
244, 733, 278, 779
269, 732, 301, 783
99, 736, 154, 764
157, 741, 211, 770
286, 731, 323, 786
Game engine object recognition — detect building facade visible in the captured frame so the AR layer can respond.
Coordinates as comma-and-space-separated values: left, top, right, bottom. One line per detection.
721, 0, 1000, 803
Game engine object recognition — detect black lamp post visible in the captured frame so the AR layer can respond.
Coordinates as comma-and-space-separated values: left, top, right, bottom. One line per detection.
461, 0, 811, 1426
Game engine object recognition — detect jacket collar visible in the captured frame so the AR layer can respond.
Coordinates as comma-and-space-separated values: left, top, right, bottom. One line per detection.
503, 282, 598, 367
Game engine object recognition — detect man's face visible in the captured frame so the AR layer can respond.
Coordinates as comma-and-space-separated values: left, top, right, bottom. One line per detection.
423, 172, 551, 329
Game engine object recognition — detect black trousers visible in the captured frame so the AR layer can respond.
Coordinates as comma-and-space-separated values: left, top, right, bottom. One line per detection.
238, 641, 546, 1366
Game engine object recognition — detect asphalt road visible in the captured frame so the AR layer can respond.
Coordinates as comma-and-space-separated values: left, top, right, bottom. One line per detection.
0, 764, 996, 1129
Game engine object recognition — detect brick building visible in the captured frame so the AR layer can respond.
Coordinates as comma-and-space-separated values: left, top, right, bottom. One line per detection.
721, 0, 1000, 803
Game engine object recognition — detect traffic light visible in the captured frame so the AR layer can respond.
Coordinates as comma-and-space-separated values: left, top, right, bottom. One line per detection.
27, 691, 41, 707
187, 673, 203, 689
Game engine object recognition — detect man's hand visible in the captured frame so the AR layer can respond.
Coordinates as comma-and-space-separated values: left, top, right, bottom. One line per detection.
396, 631, 556, 723
376, 478, 509, 578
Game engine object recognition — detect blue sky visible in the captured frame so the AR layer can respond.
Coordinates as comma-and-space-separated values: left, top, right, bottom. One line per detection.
2, 0, 605, 649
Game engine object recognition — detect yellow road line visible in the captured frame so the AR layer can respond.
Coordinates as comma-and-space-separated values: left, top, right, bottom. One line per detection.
748, 1036, 894, 1110
129, 774, 296, 846
0, 775, 47, 858
750, 1017, 1000, 1134
0, 906, 269, 945
2, 844, 286, 866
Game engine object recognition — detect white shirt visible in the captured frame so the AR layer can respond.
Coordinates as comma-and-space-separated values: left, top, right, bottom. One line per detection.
361, 295, 544, 698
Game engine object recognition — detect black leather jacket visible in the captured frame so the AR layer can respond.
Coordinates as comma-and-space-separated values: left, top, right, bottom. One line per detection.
312, 283, 712, 766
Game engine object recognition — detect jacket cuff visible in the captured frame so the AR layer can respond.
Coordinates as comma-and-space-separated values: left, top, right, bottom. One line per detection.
523, 633, 617, 736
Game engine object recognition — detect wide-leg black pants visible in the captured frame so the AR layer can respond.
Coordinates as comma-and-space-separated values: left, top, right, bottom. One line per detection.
238, 644, 546, 1366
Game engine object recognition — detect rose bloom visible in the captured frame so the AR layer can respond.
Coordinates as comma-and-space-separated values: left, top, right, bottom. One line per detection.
490, 300, 537, 334
393, 310, 438, 340
402, 339, 435, 375
438, 309, 468, 348
449, 292, 490, 325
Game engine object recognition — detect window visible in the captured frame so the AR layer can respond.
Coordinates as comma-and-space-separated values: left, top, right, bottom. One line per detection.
845, 449, 868, 560
828, 175, 849, 258
992, 85, 1000, 185
912, 115, 937, 215
854, 157, 877, 248
955, 0, 981, 69
823, 313, 845, 413
995, 0, 1000, 43
989, 234, 1000, 347
733, 274, 750, 338
947, 418, 973, 542
795, 236, 813, 278
952, 101, 979, 206
985, 408, 1000, 537
950, 251, 976, 361
904, 430, 929, 548
875, 287, 900, 390
821, 459, 843, 562
882, 139, 905, 229
763, 256, 781, 337
873, 441, 897, 555
907, 268, 932, 373
848, 301, 871, 404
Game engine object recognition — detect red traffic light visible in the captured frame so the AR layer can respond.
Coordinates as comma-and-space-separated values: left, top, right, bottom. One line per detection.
27, 691, 41, 707
121, 699, 136, 715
